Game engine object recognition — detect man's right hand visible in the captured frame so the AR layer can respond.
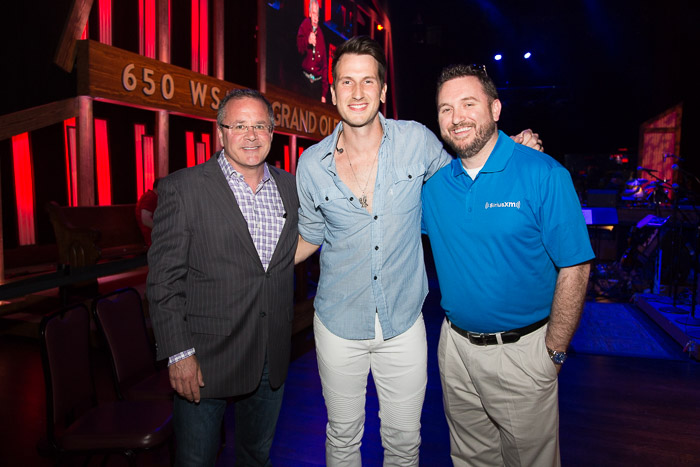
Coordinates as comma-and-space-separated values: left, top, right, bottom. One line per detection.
169, 355, 205, 403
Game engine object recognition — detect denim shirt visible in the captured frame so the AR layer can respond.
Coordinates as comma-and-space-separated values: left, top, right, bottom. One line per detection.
297, 114, 452, 339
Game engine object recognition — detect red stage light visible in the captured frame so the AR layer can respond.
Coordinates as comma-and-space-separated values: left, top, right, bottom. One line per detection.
63, 118, 78, 206
201, 133, 211, 160
95, 119, 113, 205
11, 133, 36, 245
143, 135, 155, 191
135, 124, 147, 197
185, 131, 195, 167
284, 145, 290, 173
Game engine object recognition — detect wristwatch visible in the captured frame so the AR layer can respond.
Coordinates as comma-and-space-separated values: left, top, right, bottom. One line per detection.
547, 347, 568, 365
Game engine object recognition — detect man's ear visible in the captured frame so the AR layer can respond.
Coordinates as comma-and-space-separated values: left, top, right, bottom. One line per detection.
491, 99, 502, 122
217, 126, 225, 147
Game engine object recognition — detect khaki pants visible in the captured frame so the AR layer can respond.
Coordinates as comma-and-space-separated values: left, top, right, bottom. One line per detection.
438, 318, 560, 467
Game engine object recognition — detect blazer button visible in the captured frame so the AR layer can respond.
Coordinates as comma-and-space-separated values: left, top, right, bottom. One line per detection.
260, 312, 266, 317
266, 272, 271, 278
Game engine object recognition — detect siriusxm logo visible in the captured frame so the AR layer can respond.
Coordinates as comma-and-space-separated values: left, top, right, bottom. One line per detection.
484, 201, 521, 210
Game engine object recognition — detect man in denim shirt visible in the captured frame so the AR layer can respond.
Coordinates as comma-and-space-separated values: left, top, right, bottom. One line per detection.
295, 36, 542, 466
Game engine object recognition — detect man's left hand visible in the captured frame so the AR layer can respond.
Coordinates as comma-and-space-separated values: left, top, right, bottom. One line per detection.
512, 129, 543, 152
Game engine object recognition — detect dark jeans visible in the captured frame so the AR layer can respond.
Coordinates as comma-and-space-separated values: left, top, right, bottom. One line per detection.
173, 360, 285, 467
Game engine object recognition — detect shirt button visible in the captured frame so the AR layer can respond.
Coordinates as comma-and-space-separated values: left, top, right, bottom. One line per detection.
375, 246, 379, 250
408, 174, 413, 179
374, 276, 378, 280
350, 197, 354, 201
325, 196, 329, 201
468, 207, 472, 212
374, 215, 378, 220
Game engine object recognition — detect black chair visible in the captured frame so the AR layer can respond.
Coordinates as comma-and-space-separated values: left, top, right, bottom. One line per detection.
38, 303, 173, 465
92, 287, 172, 401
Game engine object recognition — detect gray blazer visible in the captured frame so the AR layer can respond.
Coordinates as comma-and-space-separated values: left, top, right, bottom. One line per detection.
147, 154, 299, 398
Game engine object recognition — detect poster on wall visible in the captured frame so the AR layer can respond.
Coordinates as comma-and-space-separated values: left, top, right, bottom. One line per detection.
264, 0, 354, 105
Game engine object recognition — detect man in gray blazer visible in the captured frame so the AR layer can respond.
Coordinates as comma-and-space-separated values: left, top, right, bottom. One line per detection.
147, 88, 299, 466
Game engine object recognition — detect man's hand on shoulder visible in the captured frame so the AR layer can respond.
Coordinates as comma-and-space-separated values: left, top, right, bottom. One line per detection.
511, 129, 543, 152
169, 355, 205, 403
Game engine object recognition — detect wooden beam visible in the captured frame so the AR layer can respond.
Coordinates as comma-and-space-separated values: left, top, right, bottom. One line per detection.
77, 96, 95, 206
155, 110, 169, 178
77, 41, 339, 140
0, 99, 79, 142
213, 0, 224, 80
157, 0, 170, 64
257, 0, 266, 92
156, 0, 171, 179
54, 0, 94, 72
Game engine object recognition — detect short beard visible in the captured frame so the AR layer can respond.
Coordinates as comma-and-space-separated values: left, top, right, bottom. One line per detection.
447, 119, 497, 160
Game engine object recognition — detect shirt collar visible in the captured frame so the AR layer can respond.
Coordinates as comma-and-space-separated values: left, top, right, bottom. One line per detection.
320, 113, 390, 175
217, 150, 271, 183
450, 130, 514, 177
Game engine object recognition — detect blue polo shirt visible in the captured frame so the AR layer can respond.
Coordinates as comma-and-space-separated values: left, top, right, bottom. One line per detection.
421, 131, 594, 333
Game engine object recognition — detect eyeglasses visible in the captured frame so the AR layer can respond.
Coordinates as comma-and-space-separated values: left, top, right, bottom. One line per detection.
466, 64, 488, 76
219, 123, 273, 135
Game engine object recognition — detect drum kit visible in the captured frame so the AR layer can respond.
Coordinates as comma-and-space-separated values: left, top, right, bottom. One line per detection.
621, 177, 669, 205
595, 169, 699, 310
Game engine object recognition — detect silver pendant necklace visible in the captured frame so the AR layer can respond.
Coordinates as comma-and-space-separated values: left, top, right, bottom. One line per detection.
336, 130, 377, 209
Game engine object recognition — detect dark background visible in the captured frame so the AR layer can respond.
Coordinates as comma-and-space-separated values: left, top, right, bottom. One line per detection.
382, 0, 699, 175
2, 1, 698, 178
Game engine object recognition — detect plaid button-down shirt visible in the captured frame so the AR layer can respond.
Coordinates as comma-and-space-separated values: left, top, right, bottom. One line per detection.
217, 152, 286, 271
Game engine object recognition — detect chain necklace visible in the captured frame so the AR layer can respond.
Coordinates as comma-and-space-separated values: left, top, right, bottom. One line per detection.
336, 130, 377, 209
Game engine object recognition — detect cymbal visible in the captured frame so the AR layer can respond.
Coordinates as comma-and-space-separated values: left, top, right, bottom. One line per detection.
627, 178, 648, 186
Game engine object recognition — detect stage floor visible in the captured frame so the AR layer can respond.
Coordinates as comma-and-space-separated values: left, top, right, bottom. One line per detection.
634, 292, 700, 360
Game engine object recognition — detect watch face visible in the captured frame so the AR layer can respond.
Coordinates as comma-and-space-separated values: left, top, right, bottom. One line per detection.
548, 348, 567, 365
551, 352, 567, 364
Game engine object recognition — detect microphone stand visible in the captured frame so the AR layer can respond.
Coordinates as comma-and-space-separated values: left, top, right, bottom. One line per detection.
638, 168, 677, 301
671, 164, 700, 321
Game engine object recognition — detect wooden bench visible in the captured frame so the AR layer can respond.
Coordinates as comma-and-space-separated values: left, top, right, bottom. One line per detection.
46, 202, 147, 269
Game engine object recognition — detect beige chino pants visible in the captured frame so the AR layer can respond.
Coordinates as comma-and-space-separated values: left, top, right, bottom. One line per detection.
438, 318, 560, 467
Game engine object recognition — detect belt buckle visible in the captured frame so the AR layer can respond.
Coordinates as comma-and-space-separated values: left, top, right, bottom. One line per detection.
469, 332, 490, 346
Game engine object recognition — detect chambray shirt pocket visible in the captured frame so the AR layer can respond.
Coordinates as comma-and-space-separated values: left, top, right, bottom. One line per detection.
313, 185, 355, 230
390, 163, 426, 214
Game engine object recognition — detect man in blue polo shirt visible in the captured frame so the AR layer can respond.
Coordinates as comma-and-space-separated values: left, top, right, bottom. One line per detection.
421, 64, 594, 467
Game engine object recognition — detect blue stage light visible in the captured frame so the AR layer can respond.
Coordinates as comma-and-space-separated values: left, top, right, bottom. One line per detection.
494, 54, 502, 61
523, 52, 532, 59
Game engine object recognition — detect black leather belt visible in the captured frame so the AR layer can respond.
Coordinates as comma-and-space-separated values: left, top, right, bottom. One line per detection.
450, 316, 549, 346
